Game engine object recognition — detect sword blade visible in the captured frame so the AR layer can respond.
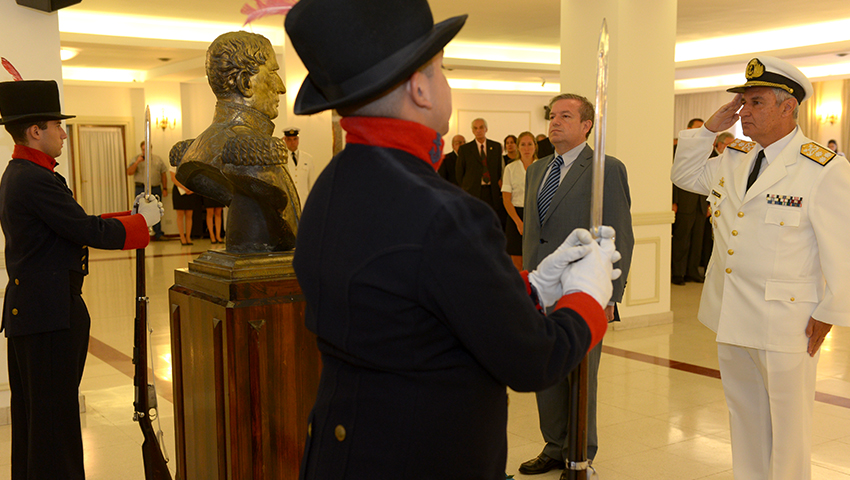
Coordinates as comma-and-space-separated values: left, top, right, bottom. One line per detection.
591, 19, 609, 238
144, 106, 152, 198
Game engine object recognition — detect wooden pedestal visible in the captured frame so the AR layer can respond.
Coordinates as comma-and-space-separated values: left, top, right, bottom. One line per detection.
169, 251, 321, 480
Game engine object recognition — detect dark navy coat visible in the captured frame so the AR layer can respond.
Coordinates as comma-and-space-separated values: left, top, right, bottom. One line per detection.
294, 141, 601, 480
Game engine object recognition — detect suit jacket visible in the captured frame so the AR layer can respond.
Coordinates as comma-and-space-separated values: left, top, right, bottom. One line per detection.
537, 137, 555, 159
294, 139, 604, 480
522, 145, 634, 304
456, 139, 502, 201
672, 127, 850, 352
437, 150, 458, 185
0, 157, 148, 336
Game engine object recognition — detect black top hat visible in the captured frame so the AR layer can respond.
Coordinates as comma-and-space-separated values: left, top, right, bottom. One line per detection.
0, 80, 75, 125
285, 0, 467, 115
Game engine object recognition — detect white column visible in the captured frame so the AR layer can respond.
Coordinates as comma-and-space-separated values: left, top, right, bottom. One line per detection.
561, 0, 677, 327
0, 1, 67, 422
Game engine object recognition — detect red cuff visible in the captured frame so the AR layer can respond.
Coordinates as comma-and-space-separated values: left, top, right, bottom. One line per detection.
101, 210, 132, 219
115, 214, 150, 250
554, 292, 607, 352
520, 270, 543, 311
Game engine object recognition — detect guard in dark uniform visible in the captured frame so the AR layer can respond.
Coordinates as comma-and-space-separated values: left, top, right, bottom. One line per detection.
0, 79, 162, 479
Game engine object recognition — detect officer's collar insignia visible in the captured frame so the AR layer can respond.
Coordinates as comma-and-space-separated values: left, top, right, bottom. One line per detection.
719, 177, 725, 187
800, 142, 835, 166
727, 139, 756, 153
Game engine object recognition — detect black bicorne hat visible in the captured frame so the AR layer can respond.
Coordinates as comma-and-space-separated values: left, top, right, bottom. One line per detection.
285, 0, 467, 115
0, 80, 75, 125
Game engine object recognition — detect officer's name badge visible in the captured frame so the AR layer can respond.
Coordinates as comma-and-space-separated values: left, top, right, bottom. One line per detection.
711, 190, 722, 198
800, 142, 835, 166
767, 194, 802, 207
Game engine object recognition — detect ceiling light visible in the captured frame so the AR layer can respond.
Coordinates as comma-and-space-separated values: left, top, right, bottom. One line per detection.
445, 42, 559, 65
676, 18, 850, 63
60, 47, 79, 61
62, 66, 146, 83
58, 10, 285, 45
448, 78, 560, 93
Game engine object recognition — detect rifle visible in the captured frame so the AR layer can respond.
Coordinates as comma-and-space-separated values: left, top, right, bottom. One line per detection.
133, 106, 173, 480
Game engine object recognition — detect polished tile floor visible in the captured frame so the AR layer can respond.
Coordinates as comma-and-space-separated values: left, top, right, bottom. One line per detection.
1, 239, 849, 479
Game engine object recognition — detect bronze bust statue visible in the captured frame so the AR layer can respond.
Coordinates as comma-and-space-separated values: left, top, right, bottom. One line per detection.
176, 31, 300, 253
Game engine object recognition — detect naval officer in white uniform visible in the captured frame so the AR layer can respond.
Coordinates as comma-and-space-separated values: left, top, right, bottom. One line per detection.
282, 126, 314, 209
672, 56, 850, 480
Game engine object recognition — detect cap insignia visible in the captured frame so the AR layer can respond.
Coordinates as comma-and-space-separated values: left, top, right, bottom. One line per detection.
800, 142, 835, 166
727, 139, 756, 153
746, 59, 765, 80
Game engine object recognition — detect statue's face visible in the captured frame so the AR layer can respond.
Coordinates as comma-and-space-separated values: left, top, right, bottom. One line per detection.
249, 51, 286, 119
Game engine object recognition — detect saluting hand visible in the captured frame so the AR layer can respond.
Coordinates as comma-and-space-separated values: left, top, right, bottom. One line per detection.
705, 93, 743, 133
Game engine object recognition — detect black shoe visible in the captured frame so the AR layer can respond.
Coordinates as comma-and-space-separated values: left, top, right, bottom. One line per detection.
685, 274, 705, 283
519, 454, 565, 475
671, 276, 686, 285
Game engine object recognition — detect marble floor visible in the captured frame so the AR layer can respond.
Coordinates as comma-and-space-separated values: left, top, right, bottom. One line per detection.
1, 238, 849, 479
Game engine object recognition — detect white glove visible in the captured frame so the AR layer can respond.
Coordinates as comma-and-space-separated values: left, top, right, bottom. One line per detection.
528, 228, 595, 307
560, 226, 621, 308
134, 193, 163, 228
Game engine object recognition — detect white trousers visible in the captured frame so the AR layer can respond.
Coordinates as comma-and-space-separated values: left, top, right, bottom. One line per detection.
717, 343, 818, 480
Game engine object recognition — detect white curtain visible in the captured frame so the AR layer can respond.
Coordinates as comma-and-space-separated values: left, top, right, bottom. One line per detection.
78, 126, 127, 214
797, 81, 822, 141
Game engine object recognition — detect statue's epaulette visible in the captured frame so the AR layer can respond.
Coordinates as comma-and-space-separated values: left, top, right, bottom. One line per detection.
169, 138, 195, 167
800, 142, 835, 166
726, 139, 756, 153
221, 134, 288, 166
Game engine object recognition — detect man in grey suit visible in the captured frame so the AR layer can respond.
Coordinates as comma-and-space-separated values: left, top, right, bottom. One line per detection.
519, 93, 634, 477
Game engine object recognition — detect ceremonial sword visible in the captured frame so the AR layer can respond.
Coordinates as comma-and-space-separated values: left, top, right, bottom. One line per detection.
565, 19, 608, 480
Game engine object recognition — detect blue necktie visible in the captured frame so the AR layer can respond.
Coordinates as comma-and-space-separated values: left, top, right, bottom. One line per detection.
538, 155, 564, 224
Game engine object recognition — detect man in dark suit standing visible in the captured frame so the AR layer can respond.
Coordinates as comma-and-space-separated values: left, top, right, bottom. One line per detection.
456, 118, 506, 227
519, 93, 634, 477
437, 133, 464, 185
671, 118, 708, 285
0, 79, 161, 479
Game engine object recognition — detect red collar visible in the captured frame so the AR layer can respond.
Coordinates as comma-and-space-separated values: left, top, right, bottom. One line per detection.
341, 117, 445, 171
13, 145, 57, 172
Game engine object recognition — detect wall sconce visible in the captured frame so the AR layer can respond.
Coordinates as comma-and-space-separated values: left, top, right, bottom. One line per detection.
817, 101, 842, 125
155, 108, 178, 131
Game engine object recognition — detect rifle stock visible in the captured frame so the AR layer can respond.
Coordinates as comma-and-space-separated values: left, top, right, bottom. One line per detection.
134, 242, 172, 480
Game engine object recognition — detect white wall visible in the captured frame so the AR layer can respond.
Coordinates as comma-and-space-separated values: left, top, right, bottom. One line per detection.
0, 0, 68, 419
449, 91, 554, 153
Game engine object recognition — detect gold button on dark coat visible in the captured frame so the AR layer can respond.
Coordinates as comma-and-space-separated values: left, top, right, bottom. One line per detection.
307, 423, 312, 437
334, 425, 346, 441
11, 308, 18, 315
14, 278, 19, 285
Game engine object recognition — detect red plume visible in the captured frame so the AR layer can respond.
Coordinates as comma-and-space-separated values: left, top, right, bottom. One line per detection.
241, 0, 298, 25
2, 57, 23, 81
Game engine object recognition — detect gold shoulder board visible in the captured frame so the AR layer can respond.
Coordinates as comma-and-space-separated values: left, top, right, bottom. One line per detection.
800, 142, 835, 166
727, 139, 756, 153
